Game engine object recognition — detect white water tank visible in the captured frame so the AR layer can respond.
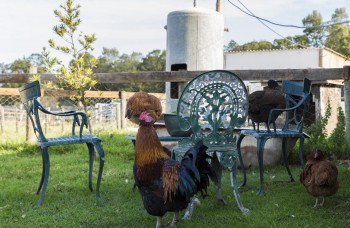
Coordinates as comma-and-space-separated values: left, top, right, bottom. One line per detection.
165, 7, 224, 113
166, 7, 224, 71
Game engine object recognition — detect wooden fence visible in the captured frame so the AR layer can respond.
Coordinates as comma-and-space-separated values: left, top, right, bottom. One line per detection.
1, 67, 350, 153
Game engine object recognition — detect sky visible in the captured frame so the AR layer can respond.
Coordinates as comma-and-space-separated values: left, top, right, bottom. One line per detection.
0, 0, 349, 65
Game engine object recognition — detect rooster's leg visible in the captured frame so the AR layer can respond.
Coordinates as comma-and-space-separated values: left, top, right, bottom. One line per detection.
170, 211, 179, 227
212, 153, 226, 205
156, 216, 162, 228
183, 196, 200, 220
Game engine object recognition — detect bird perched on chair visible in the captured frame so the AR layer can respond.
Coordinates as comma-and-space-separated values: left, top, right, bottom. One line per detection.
300, 149, 339, 207
248, 80, 286, 131
125, 92, 162, 124
134, 112, 217, 227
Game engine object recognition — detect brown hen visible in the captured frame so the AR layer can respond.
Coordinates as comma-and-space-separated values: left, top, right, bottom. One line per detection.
125, 92, 162, 124
248, 80, 286, 131
300, 150, 339, 207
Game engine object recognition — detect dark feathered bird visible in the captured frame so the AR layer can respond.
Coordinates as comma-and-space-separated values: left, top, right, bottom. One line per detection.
300, 150, 339, 207
134, 112, 217, 227
248, 80, 286, 131
125, 92, 162, 124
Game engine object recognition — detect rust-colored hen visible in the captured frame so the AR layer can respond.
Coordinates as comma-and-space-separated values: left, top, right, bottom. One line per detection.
300, 150, 339, 207
125, 92, 162, 124
248, 80, 286, 131
134, 112, 217, 227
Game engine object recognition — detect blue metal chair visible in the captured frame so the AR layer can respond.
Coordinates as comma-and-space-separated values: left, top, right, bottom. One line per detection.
172, 70, 250, 214
237, 78, 311, 195
19, 81, 105, 207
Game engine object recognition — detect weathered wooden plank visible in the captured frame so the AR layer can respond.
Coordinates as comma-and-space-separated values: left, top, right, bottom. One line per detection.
1, 68, 348, 84
0, 88, 20, 95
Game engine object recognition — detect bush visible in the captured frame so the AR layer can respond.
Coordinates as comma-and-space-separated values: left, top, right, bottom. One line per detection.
291, 102, 346, 162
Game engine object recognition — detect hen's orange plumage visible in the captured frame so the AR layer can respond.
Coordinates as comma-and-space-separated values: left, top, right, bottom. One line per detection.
125, 92, 162, 124
134, 112, 217, 227
300, 150, 339, 207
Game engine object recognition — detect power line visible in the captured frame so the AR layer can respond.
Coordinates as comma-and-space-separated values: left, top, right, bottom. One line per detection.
227, 0, 350, 29
234, 0, 309, 48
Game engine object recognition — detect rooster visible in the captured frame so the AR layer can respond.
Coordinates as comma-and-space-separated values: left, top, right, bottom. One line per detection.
134, 112, 217, 227
125, 92, 162, 124
248, 80, 286, 131
300, 149, 339, 207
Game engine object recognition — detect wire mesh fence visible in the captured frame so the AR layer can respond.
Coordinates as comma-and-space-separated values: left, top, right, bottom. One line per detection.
0, 91, 167, 143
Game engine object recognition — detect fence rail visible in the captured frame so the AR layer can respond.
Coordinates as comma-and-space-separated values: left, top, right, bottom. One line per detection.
1, 67, 350, 154
0, 88, 166, 142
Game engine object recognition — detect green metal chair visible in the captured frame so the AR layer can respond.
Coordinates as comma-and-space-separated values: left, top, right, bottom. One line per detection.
237, 78, 311, 195
172, 70, 250, 214
19, 81, 105, 207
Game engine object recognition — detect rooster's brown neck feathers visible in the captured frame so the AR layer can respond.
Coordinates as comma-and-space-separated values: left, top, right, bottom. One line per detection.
135, 124, 169, 167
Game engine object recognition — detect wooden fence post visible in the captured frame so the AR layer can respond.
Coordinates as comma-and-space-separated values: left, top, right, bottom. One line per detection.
120, 91, 126, 129
344, 66, 350, 157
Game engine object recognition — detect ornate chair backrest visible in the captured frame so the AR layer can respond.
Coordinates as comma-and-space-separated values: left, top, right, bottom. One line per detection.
280, 78, 311, 133
176, 70, 248, 153
19, 81, 47, 142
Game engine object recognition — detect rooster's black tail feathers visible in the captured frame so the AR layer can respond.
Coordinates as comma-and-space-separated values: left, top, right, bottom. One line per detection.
181, 140, 218, 198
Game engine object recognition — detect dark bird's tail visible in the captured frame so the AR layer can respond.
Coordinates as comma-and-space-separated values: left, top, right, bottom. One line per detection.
182, 140, 218, 198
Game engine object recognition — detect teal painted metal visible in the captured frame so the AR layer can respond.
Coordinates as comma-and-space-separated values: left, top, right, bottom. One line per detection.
173, 70, 250, 214
237, 78, 311, 196
19, 81, 105, 207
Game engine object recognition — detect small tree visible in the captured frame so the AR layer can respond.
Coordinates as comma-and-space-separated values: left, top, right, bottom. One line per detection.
44, 0, 97, 133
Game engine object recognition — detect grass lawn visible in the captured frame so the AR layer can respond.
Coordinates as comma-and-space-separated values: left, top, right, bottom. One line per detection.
0, 131, 349, 227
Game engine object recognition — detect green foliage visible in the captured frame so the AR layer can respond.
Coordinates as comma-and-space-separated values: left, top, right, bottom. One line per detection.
0, 133, 349, 227
303, 101, 331, 153
325, 8, 350, 57
94, 48, 166, 92
302, 10, 325, 47
293, 102, 346, 161
40, 0, 98, 132
225, 8, 349, 53
328, 107, 346, 157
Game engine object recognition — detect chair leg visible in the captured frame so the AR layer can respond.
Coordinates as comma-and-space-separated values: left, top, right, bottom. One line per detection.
229, 160, 249, 214
93, 141, 105, 203
237, 134, 247, 187
298, 137, 305, 168
36, 149, 46, 195
282, 138, 294, 182
256, 137, 268, 196
86, 143, 95, 192
35, 147, 50, 208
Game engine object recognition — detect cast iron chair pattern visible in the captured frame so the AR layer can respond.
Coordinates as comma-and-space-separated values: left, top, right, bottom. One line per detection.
19, 81, 105, 207
173, 70, 250, 214
237, 78, 311, 195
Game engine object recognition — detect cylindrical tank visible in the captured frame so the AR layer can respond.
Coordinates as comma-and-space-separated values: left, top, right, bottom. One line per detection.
166, 7, 224, 71
165, 7, 224, 113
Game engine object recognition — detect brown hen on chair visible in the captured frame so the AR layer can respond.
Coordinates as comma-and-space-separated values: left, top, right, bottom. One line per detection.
248, 80, 286, 131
